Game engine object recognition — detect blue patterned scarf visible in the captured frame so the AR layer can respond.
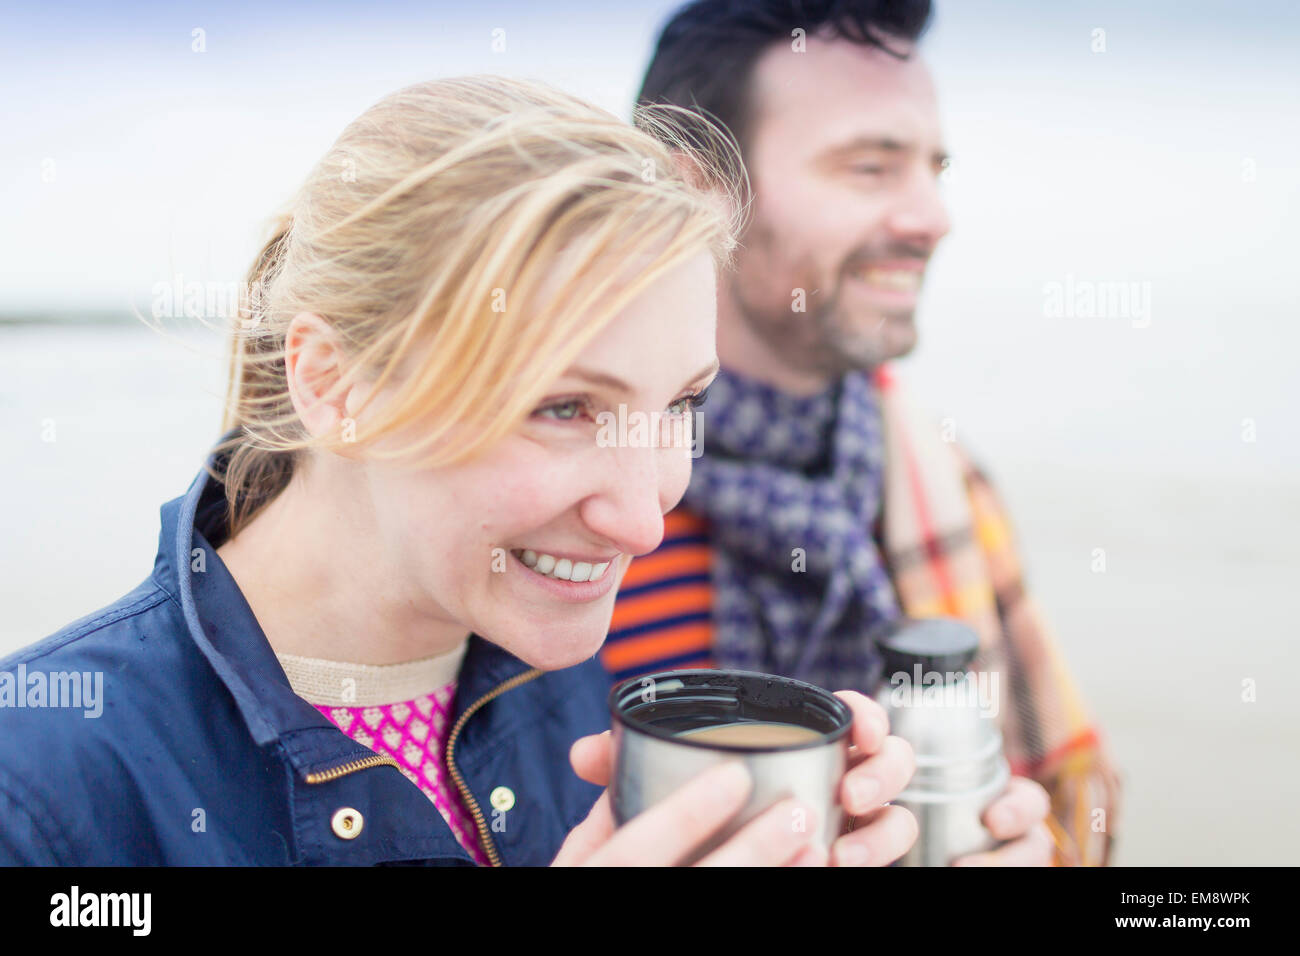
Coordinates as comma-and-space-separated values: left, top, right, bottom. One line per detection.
683, 367, 900, 692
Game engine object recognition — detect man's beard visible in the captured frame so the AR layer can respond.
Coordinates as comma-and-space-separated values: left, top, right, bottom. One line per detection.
735, 273, 921, 380
816, 289, 919, 372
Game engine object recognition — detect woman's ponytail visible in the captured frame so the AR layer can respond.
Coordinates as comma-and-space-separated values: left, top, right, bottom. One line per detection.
213, 210, 297, 537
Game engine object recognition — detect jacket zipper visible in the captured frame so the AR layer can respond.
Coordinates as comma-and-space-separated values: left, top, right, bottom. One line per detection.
444, 667, 543, 867
304, 752, 401, 784
300, 667, 544, 867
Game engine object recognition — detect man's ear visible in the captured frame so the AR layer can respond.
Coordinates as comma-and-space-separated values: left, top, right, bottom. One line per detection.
284, 312, 350, 440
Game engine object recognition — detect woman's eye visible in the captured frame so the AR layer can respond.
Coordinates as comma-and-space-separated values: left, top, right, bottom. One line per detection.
667, 387, 709, 416
533, 399, 587, 421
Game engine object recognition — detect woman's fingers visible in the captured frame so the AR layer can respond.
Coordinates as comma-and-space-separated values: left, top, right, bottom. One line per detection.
568, 730, 613, 788
834, 690, 891, 755
580, 761, 753, 866
694, 798, 822, 867
562, 697, 918, 867
550, 790, 616, 866
840, 733, 915, 816
788, 842, 831, 867
558, 770, 829, 867
830, 804, 918, 867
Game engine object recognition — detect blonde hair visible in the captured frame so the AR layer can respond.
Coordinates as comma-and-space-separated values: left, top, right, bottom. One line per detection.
215, 75, 743, 537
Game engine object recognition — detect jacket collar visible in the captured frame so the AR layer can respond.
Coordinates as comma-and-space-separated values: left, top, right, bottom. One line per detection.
150, 436, 533, 770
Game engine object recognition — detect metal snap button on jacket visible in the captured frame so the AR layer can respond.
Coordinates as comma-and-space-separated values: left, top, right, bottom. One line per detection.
331, 807, 364, 840
489, 786, 515, 812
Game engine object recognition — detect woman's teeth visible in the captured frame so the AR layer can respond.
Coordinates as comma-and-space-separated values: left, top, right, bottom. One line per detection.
514, 549, 610, 583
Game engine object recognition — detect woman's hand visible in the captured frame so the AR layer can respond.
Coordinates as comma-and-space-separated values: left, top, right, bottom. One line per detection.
829, 690, 918, 865
552, 689, 917, 866
551, 757, 826, 866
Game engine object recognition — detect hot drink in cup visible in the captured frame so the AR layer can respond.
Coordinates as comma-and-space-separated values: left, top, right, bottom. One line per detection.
608, 669, 852, 863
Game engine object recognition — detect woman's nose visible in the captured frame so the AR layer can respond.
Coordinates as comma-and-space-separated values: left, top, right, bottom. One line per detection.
580, 443, 673, 558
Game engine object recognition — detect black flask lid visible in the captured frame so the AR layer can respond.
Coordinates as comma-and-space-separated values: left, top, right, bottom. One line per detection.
870, 617, 980, 679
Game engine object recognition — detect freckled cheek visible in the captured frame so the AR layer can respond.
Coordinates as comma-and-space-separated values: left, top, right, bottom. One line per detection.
474, 467, 583, 542
660, 450, 695, 512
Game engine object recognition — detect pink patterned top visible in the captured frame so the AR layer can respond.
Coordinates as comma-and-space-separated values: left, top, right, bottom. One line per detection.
276, 644, 489, 866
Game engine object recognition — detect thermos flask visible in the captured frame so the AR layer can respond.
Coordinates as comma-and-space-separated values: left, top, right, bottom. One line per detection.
870, 617, 1009, 866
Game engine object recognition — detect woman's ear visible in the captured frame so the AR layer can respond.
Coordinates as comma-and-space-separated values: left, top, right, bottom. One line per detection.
343, 376, 376, 421
284, 312, 351, 440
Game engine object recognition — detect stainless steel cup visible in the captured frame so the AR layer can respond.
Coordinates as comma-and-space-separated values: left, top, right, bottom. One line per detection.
609, 669, 853, 864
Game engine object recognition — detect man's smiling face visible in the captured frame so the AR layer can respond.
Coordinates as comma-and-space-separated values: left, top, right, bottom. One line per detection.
723, 34, 952, 383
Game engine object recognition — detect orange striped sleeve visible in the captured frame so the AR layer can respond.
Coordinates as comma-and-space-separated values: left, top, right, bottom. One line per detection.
601, 505, 716, 678
663, 507, 709, 535
609, 581, 712, 633
618, 543, 711, 590
600, 620, 713, 673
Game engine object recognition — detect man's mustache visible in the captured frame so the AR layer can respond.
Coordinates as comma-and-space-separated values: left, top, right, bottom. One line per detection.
842, 243, 933, 273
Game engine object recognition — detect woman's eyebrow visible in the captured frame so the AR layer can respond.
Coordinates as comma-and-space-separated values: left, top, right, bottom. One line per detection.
564, 366, 631, 393
689, 358, 721, 387
563, 359, 720, 394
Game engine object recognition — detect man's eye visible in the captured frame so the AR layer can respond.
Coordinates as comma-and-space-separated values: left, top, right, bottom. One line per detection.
852, 165, 885, 175
534, 399, 586, 421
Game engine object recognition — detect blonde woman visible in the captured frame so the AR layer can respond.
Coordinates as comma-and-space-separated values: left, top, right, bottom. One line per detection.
0, 77, 916, 866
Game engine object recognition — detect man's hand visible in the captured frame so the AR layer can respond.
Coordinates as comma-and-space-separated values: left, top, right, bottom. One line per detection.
552, 689, 917, 867
952, 775, 1055, 866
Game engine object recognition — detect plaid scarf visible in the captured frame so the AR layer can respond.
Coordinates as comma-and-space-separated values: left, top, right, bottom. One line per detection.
683, 367, 900, 691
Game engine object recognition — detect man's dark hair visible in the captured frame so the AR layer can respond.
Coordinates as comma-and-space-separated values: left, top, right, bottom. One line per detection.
638, 0, 933, 159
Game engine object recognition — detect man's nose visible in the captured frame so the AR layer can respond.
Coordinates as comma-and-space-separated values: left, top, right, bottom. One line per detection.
580, 443, 669, 559
886, 166, 952, 250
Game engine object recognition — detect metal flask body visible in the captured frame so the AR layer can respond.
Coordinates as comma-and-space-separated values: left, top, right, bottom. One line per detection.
870, 618, 1010, 867
609, 670, 852, 865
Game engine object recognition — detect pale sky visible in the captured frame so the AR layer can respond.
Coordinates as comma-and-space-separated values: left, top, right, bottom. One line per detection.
2, 0, 1297, 474
2, 0, 1294, 313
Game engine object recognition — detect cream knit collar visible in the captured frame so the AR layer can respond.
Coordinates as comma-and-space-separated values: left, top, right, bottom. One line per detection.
275, 641, 468, 707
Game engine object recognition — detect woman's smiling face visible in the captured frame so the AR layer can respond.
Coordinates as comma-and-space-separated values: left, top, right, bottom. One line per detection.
356, 249, 719, 670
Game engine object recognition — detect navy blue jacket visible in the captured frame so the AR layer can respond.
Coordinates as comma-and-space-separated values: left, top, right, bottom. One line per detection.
0, 448, 608, 865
